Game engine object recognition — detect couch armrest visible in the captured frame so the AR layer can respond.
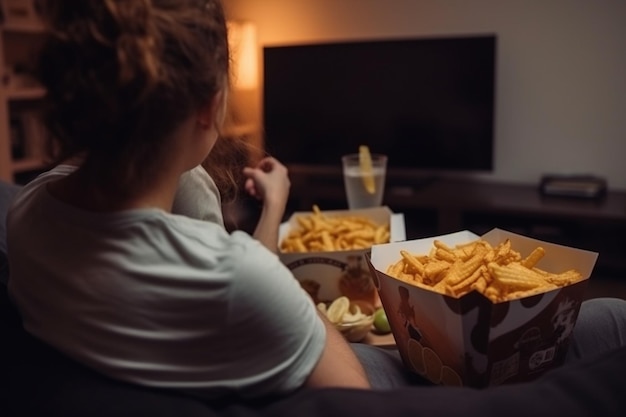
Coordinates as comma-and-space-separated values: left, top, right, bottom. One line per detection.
0, 281, 219, 417
0, 180, 21, 254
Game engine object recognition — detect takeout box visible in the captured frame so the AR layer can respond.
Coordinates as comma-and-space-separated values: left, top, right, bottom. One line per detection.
278, 206, 405, 306
366, 228, 598, 387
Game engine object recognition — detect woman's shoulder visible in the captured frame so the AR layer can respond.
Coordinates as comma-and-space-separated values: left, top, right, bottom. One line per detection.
160, 215, 297, 294
173, 165, 224, 226
166, 215, 285, 272
159, 213, 262, 257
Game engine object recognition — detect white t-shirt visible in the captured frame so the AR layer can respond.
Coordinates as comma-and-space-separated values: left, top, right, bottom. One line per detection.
173, 165, 225, 226
7, 166, 326, 400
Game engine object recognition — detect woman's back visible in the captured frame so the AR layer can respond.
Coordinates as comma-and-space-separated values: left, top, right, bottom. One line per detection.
7, 167, 326, 399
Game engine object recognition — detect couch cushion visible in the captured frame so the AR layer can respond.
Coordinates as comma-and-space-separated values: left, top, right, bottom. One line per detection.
1, 250, 219, 417
2, 295, 626, 417
0, 251, 7, 289
249, 347, 626, 417
0, 180, 21, 254
1, 283, 220, 417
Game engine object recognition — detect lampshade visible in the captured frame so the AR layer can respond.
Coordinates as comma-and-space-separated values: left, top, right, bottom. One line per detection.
227, 21, 258, 90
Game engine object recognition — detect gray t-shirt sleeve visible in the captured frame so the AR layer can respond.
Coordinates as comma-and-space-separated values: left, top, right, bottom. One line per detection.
7, 169, 324, 399
220, 232, 327, 396
172, 165, 224, 226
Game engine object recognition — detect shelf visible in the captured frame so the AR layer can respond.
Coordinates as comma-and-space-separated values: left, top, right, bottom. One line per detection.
1, 13, 49, 184
11, 157, 46, 173
5, 87, 46, 101
1, 22, 46, 34
222, 123, 257, 137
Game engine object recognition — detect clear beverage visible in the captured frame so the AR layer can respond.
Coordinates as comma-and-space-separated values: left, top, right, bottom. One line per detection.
342, 165, 386, 209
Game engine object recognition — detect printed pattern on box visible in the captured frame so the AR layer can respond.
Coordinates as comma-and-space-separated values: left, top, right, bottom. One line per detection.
278, 207, 404, 306
367, 228, 597, 387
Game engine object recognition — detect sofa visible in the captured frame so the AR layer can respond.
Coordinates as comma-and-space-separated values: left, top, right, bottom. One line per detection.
2, 179, 626, 417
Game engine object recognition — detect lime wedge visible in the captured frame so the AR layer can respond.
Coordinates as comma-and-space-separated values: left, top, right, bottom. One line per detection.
326, 296, 350, 324
358, 145, 376, 194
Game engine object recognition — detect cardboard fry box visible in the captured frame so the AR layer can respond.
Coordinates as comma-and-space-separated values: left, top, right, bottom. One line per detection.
278, 206, 405, 306
366, 228, 598, 387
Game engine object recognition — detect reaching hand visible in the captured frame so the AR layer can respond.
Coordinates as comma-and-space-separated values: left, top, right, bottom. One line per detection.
243, 157, 291, 250
243, 156, 290, 210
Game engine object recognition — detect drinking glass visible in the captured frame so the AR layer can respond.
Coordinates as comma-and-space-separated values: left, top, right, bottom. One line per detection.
341, 153, 387, 209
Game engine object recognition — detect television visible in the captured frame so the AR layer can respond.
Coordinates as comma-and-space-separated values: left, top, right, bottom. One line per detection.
262, 34, 497, 181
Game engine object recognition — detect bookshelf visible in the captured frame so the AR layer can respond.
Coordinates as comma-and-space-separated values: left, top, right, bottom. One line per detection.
0, 10, 49, 183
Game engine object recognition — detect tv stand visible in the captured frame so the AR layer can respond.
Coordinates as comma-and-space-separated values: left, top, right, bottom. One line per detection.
388, 175, 440, 196
284, 174, 626, 279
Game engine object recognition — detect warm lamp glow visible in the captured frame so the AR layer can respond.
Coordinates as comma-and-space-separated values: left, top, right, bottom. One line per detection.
227, 21, 258, 90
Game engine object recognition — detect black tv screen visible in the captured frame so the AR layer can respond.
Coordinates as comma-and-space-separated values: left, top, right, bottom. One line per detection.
262, 34, 496, 176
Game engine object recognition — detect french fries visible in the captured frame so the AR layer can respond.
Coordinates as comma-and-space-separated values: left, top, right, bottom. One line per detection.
280, 205, 390, 253
386, 238, 583, 302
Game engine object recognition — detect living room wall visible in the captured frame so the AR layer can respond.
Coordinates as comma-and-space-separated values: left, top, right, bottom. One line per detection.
224, 0, 626, 190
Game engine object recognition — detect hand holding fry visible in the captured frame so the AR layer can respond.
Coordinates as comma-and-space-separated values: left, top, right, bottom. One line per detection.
243, 156, 290, 206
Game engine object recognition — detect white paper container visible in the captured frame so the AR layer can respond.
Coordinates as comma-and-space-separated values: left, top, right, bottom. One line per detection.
367, 228, 598, 387
278, 206, 405, 305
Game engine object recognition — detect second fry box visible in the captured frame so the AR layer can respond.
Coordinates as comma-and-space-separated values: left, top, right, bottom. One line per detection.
278, 206, 405, 306
366, 228, 598, 387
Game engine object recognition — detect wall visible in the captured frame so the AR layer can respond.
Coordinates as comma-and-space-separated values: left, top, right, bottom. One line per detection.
224, 0, 626, 190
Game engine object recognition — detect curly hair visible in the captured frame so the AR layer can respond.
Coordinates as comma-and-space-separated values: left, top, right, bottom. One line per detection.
37, 0, 232, 197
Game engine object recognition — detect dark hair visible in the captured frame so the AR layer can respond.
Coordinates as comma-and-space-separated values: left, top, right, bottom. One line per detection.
37, 0, 230, 196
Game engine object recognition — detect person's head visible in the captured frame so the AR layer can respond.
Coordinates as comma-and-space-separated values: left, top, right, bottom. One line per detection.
38, 0, 230, 194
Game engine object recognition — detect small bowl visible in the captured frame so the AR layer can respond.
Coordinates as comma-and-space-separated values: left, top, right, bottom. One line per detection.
334, 301, 375, 342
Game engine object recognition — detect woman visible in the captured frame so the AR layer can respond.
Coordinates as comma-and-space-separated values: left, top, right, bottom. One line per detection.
6, 0, 369, 401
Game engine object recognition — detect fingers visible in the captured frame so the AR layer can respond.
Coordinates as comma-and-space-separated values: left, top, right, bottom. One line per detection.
244, 177, 258, 198
242, 157, 277, 179
242, 157, 290, 203
258, 158, 274, 173
244, 157, 288, 183
257, 156, 283, 173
